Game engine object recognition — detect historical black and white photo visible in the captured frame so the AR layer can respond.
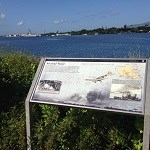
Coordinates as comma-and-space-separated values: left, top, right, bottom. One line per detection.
37, 80, 62, 94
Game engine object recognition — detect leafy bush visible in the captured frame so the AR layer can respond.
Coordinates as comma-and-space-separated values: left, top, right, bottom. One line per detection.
0, 51, 39, 111
0, 51, 144, 149
0, 104, 26, 150
0, 104, 144, 150
32, 106, 144, 150
0, 51, 38, 87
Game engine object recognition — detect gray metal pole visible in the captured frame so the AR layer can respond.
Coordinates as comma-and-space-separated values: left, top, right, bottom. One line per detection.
25, 101, 32, 150
25, 58, 45, 150
143, 58, 150, 150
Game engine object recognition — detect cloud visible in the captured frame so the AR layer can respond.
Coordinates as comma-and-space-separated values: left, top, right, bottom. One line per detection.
0, 13, 5, 20
53, 18, 66, 24
17, 21, 24, 26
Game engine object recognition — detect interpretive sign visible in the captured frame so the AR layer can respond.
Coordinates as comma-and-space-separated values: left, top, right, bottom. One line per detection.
30, 58, 147, 115
26, 58, 150, 150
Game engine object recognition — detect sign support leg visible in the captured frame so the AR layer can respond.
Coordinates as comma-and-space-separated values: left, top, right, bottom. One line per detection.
25, 58, 45, 150
143, 58, 150, 150
25, 101, 32, 150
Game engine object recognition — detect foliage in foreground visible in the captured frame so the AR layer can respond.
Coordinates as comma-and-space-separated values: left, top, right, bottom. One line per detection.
0, 51, 39, 111
32, 105, 144, 150
0, 104, 26, 150
0, 104, 143, 150
0, 51, 144, 149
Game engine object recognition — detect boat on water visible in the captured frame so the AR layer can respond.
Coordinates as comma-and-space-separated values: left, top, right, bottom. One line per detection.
21, 33, 37, 37
6, 29, 40, 37
21, 29, 38, 37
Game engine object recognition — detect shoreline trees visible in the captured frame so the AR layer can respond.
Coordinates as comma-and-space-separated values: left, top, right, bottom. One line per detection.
42, 25, 150, 36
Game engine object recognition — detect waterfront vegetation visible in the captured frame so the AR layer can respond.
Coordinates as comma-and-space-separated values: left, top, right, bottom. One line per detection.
42, 25, 150, 36
0, 51, 144, 149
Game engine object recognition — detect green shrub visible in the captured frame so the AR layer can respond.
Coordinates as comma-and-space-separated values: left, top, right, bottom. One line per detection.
0, 51, 39, 111
0, 103, 26, 150
32, 106, 144, 150
0, 104, 144, 150
0, 51, 38, 87
0, 51, 144, 149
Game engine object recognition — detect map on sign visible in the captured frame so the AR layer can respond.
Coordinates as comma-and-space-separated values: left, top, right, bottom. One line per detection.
31, 59, 147, 115
118, 65, 141, 79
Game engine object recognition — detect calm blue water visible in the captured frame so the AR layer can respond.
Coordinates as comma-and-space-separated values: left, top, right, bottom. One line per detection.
0, 33, 150, 58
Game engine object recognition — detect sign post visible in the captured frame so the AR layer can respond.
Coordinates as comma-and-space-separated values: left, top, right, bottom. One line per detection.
25, 58, 150, 150
25, 58, 45, 150
25, 101, 32, 150
143, 59, 150, 150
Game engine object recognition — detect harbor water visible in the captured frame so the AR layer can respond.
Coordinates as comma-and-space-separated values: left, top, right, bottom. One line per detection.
0, 33, 150, 58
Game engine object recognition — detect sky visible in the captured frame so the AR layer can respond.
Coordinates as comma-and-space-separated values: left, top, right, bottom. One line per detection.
0, 0, 150, 35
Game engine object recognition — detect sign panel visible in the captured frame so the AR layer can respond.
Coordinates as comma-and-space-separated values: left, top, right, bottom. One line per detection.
30, 58, 147, 115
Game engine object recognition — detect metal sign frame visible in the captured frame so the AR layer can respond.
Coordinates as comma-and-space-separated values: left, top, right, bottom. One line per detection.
25, 58, 150, 150
143, 58, 150, 150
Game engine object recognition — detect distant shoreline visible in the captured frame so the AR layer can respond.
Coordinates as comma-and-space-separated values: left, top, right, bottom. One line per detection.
2, 25, 150, 37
